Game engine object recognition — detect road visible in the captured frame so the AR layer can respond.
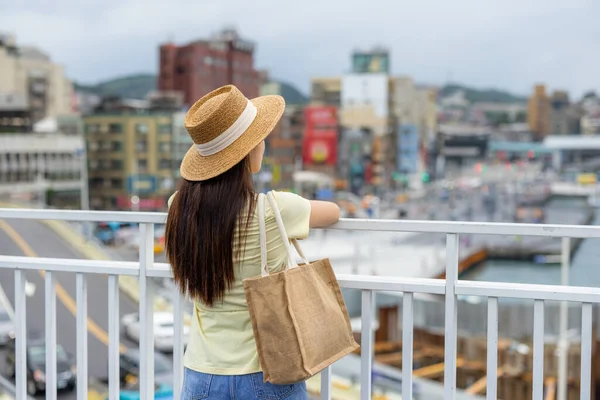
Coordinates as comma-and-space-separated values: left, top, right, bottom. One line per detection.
0, 219, 140, 399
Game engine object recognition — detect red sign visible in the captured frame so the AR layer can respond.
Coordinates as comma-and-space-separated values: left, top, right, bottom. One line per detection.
304, 106, 337, 129
303, 131, 337, 166
303, 106, 338, 166
117, 196, 166, 210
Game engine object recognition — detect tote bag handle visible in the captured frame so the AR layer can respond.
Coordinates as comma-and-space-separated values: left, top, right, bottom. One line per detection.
258, 192, 309, 277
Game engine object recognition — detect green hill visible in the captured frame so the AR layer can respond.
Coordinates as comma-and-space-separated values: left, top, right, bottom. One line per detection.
276, 81, 308, 106
74, 74, 156, 99
440, 83, 527, 104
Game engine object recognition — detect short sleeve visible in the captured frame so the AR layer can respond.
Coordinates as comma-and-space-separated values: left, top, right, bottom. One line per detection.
271, 191, 311, 240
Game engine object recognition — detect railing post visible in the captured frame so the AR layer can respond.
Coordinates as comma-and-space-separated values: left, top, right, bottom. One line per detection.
444, 233, 459, 400
76, 273, 88, 400
108, 275, 120, 400
173, 285, 184, 400
45, 271, 57, 400
139, 223, 155, 400
558, 237, 570, 400
533, 299, 545, 400
320, 366, 332, 400
14, 270, 27, 400
581, 303, 593, 400
487, 297, 498, 400
361, 290, 375, 400
402, 292, 414, 400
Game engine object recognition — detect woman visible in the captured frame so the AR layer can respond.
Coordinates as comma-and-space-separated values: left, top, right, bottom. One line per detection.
165, 85, 340, 399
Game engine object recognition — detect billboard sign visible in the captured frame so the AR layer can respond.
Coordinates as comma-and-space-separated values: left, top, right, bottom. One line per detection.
117, 196, 166, 210
304, 106, 338, 166
304, 106, 337, 129
127, 175, 157, 194
398, 124, 419, 173
303, 131, 337, 166
352, 52, 390, 74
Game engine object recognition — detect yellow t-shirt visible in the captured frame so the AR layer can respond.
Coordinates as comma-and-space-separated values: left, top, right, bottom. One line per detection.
168, 190, 311, 375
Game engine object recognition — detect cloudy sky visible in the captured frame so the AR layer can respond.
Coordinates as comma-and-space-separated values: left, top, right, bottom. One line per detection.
2, 0, 599, 97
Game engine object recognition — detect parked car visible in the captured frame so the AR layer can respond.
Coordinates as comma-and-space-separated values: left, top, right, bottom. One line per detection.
122, 312, 189, 352
119, 349, 173, 386
0, 306, 15, 346
4, 333, 76, 395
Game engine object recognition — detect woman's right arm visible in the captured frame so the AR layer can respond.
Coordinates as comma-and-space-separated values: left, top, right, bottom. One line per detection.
308, 200, 340, 228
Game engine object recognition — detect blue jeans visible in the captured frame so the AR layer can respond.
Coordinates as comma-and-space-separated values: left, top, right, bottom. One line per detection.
181, 368, 308, 400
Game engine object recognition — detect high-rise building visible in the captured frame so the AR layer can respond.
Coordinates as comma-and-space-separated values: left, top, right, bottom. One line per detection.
0, 132, 84, 207
0, 93, 31, 133
0, 34, 74, 122
84, 103, 176, 211
262, 107, 304, 191
549, 90, 570, 135
158, 28, 260, 106
527, 84, 551, 140
310, 77, 341, 107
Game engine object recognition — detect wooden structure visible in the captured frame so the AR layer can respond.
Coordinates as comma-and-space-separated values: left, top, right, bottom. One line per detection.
353, 307, 599, 400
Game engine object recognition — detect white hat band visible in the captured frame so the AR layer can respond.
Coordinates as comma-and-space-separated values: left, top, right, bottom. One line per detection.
195, 100, 257, 156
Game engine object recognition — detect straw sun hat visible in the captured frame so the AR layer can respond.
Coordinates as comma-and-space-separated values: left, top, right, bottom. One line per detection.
180, 85, 285, 181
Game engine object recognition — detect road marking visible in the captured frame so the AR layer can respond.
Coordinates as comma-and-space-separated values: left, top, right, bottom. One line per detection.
0, 219, 127, 353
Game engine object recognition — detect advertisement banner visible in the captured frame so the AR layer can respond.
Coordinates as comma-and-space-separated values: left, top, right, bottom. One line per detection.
127, 175, 157, 194
352, 53, 390, 74
117, 196, 166, 210
303, 131, 337, 166
397, 124, 419, 173
304, 106, 337, 129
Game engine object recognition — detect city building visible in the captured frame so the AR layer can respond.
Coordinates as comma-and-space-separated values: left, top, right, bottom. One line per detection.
261, 106, 304, 191
340, 73, 392, 188
549, 91, 570, 135
0, 133, 83, 207
171, 111, 190, 179
337, 128, 374, 195
527, 84, 551, 140
581, 113, 600, 135
310, 77, 341, 107
0, 33, 74, 122
84, 110, 175, 211
435, 125, 491, 177
0, 93, 31, 133
158, 28, 260, 106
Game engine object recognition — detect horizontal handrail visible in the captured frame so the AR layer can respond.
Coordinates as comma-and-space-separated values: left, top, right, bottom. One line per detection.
2, 207, 600, 238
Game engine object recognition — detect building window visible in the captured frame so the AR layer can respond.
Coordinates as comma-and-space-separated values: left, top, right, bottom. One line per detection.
111, 178, 123, 189
138, 159, 148, 172
136, 140, 147, 152
112, 141, 122, 151
136, 123, 149, 135
159, 159, 171, 170
109, 123, 122, 134
88, 141, 99, 152
111, 160, 123, 170
159, 142, 171, 153
86, 124, 101, 134
158, 124, 171, 134
89, 160, 99, 170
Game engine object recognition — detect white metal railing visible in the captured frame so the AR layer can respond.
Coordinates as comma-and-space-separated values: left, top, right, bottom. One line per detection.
0, 208, 600, 400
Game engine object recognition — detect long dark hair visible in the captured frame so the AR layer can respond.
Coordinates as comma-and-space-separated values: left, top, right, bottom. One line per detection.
165, 156, 256, 306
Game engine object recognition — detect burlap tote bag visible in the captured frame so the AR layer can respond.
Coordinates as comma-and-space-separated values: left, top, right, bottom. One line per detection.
243, 192, 359, 384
